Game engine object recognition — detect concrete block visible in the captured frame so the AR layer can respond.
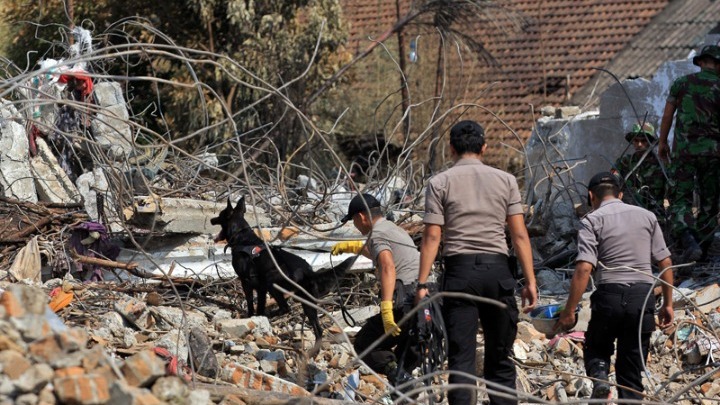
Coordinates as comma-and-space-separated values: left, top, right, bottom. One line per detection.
130, 196, 271, 234
188, 327, 219, 378
30, 138, 79, 203
0, 100, 36, 202
121, 350, 165, 388
75, 168, 122, 232
93, 82, 125, 107
90, 104, 133, 159
155, 329, 188, 367
695, 283, 720, 313
15, 363, 53, 393
53, 374, 111, 405
150, 306, 207, 330
0, 350, 31, 379
554, 106, 581, 118
150, 376, 188, 403
217, 319, 256, 339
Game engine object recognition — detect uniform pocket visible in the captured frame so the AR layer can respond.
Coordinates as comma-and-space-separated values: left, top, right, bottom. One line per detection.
442, 276, 468, 293
497, 278, 517, 296
641, 302, 657, 333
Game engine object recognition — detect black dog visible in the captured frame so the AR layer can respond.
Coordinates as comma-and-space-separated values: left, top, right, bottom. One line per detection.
211, 196, 355, 340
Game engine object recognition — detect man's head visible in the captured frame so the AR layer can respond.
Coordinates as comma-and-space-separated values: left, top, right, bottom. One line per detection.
624, 122, 656, 151
449, 120, 486, 156
587, 171, 622, 208
342, 193, 382, 235
693, 45, 720, 69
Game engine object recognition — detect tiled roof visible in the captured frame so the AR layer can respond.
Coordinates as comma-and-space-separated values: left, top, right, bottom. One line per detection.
573, 0, 720, 105
341, 0, 686, 167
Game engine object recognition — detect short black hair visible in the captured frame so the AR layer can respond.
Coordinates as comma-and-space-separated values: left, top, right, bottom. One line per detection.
450, 120, 485, 155
590, 182, 621, 200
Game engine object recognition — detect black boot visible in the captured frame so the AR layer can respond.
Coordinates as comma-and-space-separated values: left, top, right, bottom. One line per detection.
587, 360, 611, 400
681, 230, 703, 262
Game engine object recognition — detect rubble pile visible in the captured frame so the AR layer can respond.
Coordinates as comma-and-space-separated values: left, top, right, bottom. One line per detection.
0, 280, 397, 404
512, 281, 720, 404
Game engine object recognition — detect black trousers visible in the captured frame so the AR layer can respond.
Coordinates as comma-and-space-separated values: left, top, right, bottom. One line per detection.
585, 283, 655, 401
442, 254, 519, 405
353, 303, 418, 375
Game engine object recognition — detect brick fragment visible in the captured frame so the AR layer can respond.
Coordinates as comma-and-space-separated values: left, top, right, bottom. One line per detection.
121, 350, 165, 388
53, 374, 111, 405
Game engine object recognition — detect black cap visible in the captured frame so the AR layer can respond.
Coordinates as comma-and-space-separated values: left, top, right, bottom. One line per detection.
342, 193, 381, 223
588, 171, 620, 190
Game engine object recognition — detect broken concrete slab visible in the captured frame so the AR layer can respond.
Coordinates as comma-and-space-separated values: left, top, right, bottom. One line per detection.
0, 100, 37, 202
76, 168, 122, 231
90, 82, 133, 159
694, 283, 720, 314
129, 196, 271, 234
30, 138, 80, 203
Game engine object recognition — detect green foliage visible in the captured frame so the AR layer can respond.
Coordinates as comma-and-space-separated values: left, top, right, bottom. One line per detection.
0, 0, 351, 169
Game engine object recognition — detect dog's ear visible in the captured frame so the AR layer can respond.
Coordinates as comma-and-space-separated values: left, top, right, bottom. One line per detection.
236, 196, 246, 213
226, 197, 233, 211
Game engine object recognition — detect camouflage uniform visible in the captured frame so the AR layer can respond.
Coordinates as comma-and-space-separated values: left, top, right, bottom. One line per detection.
613, 151, 667, 223
667, 67, 720, 242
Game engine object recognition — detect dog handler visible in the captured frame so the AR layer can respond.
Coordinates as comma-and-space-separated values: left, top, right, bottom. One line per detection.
332, 194, 420, 389
556, 172, 674, 401
415, 120, 537, 405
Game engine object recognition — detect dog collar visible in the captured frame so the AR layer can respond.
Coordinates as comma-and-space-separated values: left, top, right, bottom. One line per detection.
239, 245, 264, 258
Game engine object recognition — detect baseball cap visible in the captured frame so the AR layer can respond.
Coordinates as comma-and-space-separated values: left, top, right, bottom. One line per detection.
693, 45, 720, 66
342, 193, 381, 223
588, 171, 620, 190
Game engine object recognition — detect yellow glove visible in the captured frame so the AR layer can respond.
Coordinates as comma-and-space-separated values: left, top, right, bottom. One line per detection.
331, 240, 364, 255
380, 301, 401, 336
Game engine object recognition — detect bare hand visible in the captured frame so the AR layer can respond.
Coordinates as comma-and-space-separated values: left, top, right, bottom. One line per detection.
414, 288, 428, 306
521, 283, 538, 313
658, 305, 674, 328
554, 308, 576, 333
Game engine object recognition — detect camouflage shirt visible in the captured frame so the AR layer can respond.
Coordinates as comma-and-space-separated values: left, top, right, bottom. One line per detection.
613, 151, 667, 214
667, 68, 720, 157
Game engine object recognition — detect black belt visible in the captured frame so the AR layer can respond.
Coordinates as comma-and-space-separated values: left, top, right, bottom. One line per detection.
596, 283, 653, 295
444, 253, 508, 266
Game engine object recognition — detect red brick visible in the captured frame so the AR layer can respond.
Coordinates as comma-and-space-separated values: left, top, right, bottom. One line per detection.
53, 374, 110, 405
121, 350, 166, 388
55, 366, 85, 379
28, 336, 63, 364
0, 349, 30, 379
0, 290, 25, 318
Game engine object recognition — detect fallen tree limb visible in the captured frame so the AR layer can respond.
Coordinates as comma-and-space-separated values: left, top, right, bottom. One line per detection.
7, 216, 53, 240
70, 249, 139, 271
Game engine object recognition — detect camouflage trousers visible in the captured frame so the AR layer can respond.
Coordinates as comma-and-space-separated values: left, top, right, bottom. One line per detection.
668, 156, 720, 242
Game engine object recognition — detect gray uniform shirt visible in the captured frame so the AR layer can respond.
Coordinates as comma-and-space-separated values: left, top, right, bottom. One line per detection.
368, 218, 419, 285
424, 158, 524, 256
576, 199, 671, 285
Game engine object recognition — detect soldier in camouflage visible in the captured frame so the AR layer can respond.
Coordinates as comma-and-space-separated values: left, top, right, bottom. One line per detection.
658, 45, 720, 262
612, 123, 667, 226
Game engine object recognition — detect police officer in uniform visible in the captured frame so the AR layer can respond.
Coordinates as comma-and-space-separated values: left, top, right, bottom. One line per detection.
415, 120, 537, 405
332, 194, 420, 390
556, 172, 674, 401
